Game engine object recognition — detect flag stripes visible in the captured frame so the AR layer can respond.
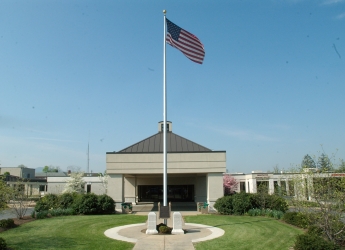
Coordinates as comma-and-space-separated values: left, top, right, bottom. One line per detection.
166, 19, 205, 64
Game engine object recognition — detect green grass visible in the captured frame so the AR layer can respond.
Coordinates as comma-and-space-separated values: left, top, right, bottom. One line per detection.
184, 215, 304, 250
0, 214, 303, 250
1, 214, 146, 250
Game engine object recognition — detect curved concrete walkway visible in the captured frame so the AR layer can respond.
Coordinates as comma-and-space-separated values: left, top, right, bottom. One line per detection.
104, 222, 224, 250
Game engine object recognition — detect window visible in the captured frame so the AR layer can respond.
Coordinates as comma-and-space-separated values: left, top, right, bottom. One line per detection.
240, 182, 245, 192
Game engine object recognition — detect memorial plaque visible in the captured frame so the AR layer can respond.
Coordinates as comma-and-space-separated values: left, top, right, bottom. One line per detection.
159, 205, 170, 219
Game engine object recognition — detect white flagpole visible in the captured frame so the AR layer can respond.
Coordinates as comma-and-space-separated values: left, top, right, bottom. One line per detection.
163, 10, 167, 212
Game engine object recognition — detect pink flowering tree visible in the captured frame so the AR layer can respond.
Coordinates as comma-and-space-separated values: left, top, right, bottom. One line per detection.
223, 174, 238, 195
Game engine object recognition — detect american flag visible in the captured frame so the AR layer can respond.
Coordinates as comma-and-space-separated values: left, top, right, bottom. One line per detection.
166, 19, 205, 64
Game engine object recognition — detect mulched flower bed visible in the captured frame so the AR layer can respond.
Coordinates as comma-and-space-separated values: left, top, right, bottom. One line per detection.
0, 216, 36, 233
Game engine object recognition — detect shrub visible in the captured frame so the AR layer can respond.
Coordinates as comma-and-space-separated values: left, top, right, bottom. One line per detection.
248, 208, 263, 216
157, 223, 172, 234
307, 225, 323, 236
266, 195, 288, 212
232, 192, 252, 215
252, 192, 271, 209
248, 209, 284, 219
35, 194, 59, 212
36, 193, 115, 216
265, 209, 274, 217
73, 193, 99, 214
331, 219, 345, 246
97, 194, 115, 214
0, 238, 7, 250
36, 210, 49, 219
215, 192, 288, 216
0, 219, 15, 229
272, 210, 284, 219
159, 226, 172, 234
282, 212, 310, 229
214, 196, 233, 215
294, 232, 340, 250
58, 193, 77, 209
49, 208, 76, 217
252, 193, 288, 212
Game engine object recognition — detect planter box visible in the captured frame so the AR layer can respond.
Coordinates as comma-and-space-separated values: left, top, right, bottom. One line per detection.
200, 207, 208, 214
121, 203, 132, 214
198, 202, 209, 214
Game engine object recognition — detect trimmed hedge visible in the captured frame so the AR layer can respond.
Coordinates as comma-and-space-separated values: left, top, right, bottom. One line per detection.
232, 192, 252, 215
34, 193, 115, 216
58, 193, 77, 209
214, 192, 288, 215
73, 193, 99, 215
97, 194, 116, 214
213, 195, 233, 215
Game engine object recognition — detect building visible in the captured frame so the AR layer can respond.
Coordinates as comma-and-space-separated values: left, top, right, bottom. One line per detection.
1, 167, 104, 196
230, 170, 345, 201
0, 166, 35, 179
47, 172, 106, 195
106, 121, 226, 211
0, 167, 46, 196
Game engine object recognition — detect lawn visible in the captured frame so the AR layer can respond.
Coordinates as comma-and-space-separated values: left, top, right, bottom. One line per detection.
1, 214, 146, 250
185, 215, 303, 250
1, 214, 303, 250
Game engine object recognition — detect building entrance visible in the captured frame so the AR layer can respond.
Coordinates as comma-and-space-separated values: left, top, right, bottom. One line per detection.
138, 185, 194, 202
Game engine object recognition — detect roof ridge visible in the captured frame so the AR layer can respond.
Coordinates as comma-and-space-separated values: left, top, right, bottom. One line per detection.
118, 132, 211, 153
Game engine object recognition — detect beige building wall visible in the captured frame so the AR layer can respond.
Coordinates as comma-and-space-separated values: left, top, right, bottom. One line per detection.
107, 174, 123, 210
107, 152, 225, 174
124, 176, 136, 203
7, 182, 42, 196
106, 151, 226, 208
47, 176, 105, 195
207, 173, 224, 212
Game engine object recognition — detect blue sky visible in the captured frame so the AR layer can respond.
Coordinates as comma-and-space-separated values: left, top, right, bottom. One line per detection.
1, 0, 344, 174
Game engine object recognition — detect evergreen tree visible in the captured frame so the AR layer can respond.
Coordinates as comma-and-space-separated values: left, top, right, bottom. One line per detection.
337, 160, 345, 173
301, 154, 316, 169
317, 153, 332, 172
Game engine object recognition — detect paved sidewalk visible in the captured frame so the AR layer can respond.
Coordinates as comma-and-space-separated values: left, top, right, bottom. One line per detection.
105, 203, 224, 249
104, 222, 224, 250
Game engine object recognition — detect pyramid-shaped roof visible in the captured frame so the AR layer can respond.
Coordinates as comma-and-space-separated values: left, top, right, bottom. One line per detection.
118, 132, 211, 153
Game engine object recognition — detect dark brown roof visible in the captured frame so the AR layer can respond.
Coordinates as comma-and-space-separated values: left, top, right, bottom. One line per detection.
116, 132, 212, 153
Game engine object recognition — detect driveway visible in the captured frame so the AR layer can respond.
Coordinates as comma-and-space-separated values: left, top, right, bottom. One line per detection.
0, 207, 34, 220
